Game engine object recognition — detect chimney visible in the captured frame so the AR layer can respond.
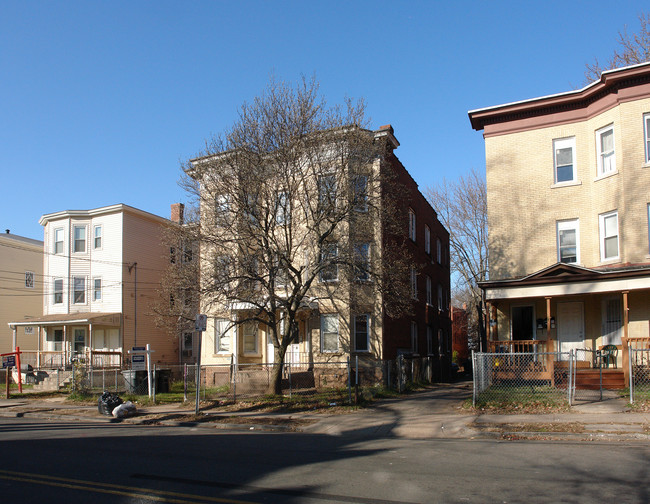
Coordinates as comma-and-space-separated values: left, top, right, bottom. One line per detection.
378, 124, 394, 134
171, 203, 184, 224
5, 229, 9, 234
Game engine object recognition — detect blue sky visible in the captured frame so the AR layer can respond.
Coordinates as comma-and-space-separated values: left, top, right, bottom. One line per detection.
2, 0, 648, 239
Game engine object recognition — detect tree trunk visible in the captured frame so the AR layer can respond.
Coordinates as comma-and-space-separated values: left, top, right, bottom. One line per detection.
268, 344, 287, 395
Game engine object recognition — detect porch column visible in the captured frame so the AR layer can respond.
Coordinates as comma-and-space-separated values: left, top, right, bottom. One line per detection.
37, 326, 41, 369
545, 297, 553, 353
89, 323, 93, 366
12, 326, 17, 350
622, 291, 630, 387
63, 325, 68, 364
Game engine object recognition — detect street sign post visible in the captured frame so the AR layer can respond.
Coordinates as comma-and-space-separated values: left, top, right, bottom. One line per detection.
128, 345, 155, 397
194, 314, 207, 414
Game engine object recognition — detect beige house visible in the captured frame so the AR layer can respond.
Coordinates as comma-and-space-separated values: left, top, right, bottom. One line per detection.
469, 62, 650, 380
192, 125, 451, 382
8, 204, 178, 368
0, 231, 43, 353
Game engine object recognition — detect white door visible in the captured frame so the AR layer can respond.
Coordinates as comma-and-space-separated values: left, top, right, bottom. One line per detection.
557, 302, 585, 355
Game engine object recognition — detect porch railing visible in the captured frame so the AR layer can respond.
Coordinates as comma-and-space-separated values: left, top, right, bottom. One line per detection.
11, 350, 123, 370
487, 340, 550, 354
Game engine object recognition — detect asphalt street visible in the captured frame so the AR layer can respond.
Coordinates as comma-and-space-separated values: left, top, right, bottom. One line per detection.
0, 416, 648, 503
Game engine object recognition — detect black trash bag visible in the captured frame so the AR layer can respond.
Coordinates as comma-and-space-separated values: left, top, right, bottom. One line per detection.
98, 391, 123, 416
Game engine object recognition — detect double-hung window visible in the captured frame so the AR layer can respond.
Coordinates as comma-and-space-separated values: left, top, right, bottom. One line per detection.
352, 175, 368, 212
596, 125, 616, 176
25, 271, 34, 289
321, 314, 339, 352
243, 322, 258, 354
408, 209, 416, 241
644, 113, 650, 164
437, 238, 442, 264
73, 276, 85, 304
410, 267, 417, 299
215, 318, 230, 353
319, 243, 339, 282
553, 137, 576, 183
93, 225, 102, 249
318, 174, 337, 214
276, 192, 290, 225
54, 228, 64, 254
53, 279, 63, 304
93, 278, 102, 301
556, 219, 579, 264
353, 243, 370, 281
354, 314, 370, 352
438, 284, 444, 311
599, 211, 619, 261
426, 276, 432, 305
73, 225, 86, 253
424, 225, 431, 255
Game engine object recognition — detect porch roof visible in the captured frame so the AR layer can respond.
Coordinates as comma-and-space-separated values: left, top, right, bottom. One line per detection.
480, 263, 650, 301
8, 312, 121, 327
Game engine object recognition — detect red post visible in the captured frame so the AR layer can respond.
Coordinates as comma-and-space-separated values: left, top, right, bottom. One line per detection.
15, 347, 22, 394
5, 367, 9, 399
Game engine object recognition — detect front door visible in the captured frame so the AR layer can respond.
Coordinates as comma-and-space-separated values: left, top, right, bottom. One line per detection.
73, 328, 86, 358
557, 302, 585, 355
511, 305, 535, 340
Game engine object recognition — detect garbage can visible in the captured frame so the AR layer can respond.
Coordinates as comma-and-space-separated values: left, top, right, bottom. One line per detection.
122, 370, 147, 393
156, 369, 172, 393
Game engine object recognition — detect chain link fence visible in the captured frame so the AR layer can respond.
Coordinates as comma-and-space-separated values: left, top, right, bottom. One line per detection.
630, 347, 650, 404
473, 351, 572, 408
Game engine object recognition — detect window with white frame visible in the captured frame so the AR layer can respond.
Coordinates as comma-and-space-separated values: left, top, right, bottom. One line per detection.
411, 321, 418, 353
352, 175, 368, 212
73, 225, 86, 253
243, 322, 258, 354
410, 267, 417, 299
557, 219, 579, 264
354, 314, 370, 352
426, 276, 432, 305
319, 243, 338, 282
321, 314, 339, 352
73, 276, 85, 304
596, 125, 616, 175
599, 210, 619, 260
93, 278, 102, 301
438, 284, 443, 311
644, 113, 650, 164
424, 225, 431, 254
408, 209, 416, 241
182, 332, 194, 357
93, 225, 102, 249
553, 137, 576, 183
215, 318, 230, 353
53, 279, 63, 304
54, 228, 64, 254
353, 243, 370, 281
437, 238, 442, 264
276, 191, 290, 224
25, 271, 34, 288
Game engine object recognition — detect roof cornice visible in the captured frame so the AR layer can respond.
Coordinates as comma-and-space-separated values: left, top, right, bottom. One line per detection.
39, 204, 170, 226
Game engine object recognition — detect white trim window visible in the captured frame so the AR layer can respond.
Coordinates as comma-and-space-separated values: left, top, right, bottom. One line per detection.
599, 210, 619, 261
73, 276, 86, 304
410, 267, 417, 299
553, 137, 576, 183
426, 276, 432, 306
215, 318, 230, 353
242, 322, 258, 354
93, 225, 102, 249
596, 125, 616, 176
556, 219, 579, 264
353, 243, 370, 281
53, 278, 63, 304
319, 243, 339, 282
352, 175, 368, 212
93, 278, 102, 301
320, 314, 339, 353
424, 225, 431, 255
411, 321, 418, 353
73, 225, 86, 253
25, 271, 34, 289
644, 113, 650, 164
275, 191, 290, 225
408, 209, 416, 241
353, 314, 370, 352
54, 228, 64, 254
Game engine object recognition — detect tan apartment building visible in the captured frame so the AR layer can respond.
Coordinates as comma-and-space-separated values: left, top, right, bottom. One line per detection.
469, 62, 650, 369
190, 125, 452, 382
0, 231, 43, 353
8, 204, 179, 368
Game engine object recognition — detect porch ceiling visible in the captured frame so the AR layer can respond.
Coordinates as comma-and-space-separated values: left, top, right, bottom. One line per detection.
8, 312, 121, 327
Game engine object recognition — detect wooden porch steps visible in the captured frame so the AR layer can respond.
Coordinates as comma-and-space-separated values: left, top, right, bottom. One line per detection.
575, 369, 625, 390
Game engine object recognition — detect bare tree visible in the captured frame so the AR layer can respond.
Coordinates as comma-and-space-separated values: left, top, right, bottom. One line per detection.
426, 167, 487, 350
585, 13, 650, 83
170, 77, 413, 394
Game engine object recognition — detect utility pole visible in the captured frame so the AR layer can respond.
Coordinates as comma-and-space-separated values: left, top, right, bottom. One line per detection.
128, 263, 138, 346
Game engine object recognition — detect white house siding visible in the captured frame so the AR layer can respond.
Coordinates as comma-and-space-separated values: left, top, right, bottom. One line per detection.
122, 211, 176, 363
0, 234, 43, 352
44, 219, 71, 315
88, 212, 123, 314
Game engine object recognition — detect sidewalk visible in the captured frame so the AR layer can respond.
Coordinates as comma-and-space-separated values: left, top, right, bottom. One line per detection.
0, 382, 648, 441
